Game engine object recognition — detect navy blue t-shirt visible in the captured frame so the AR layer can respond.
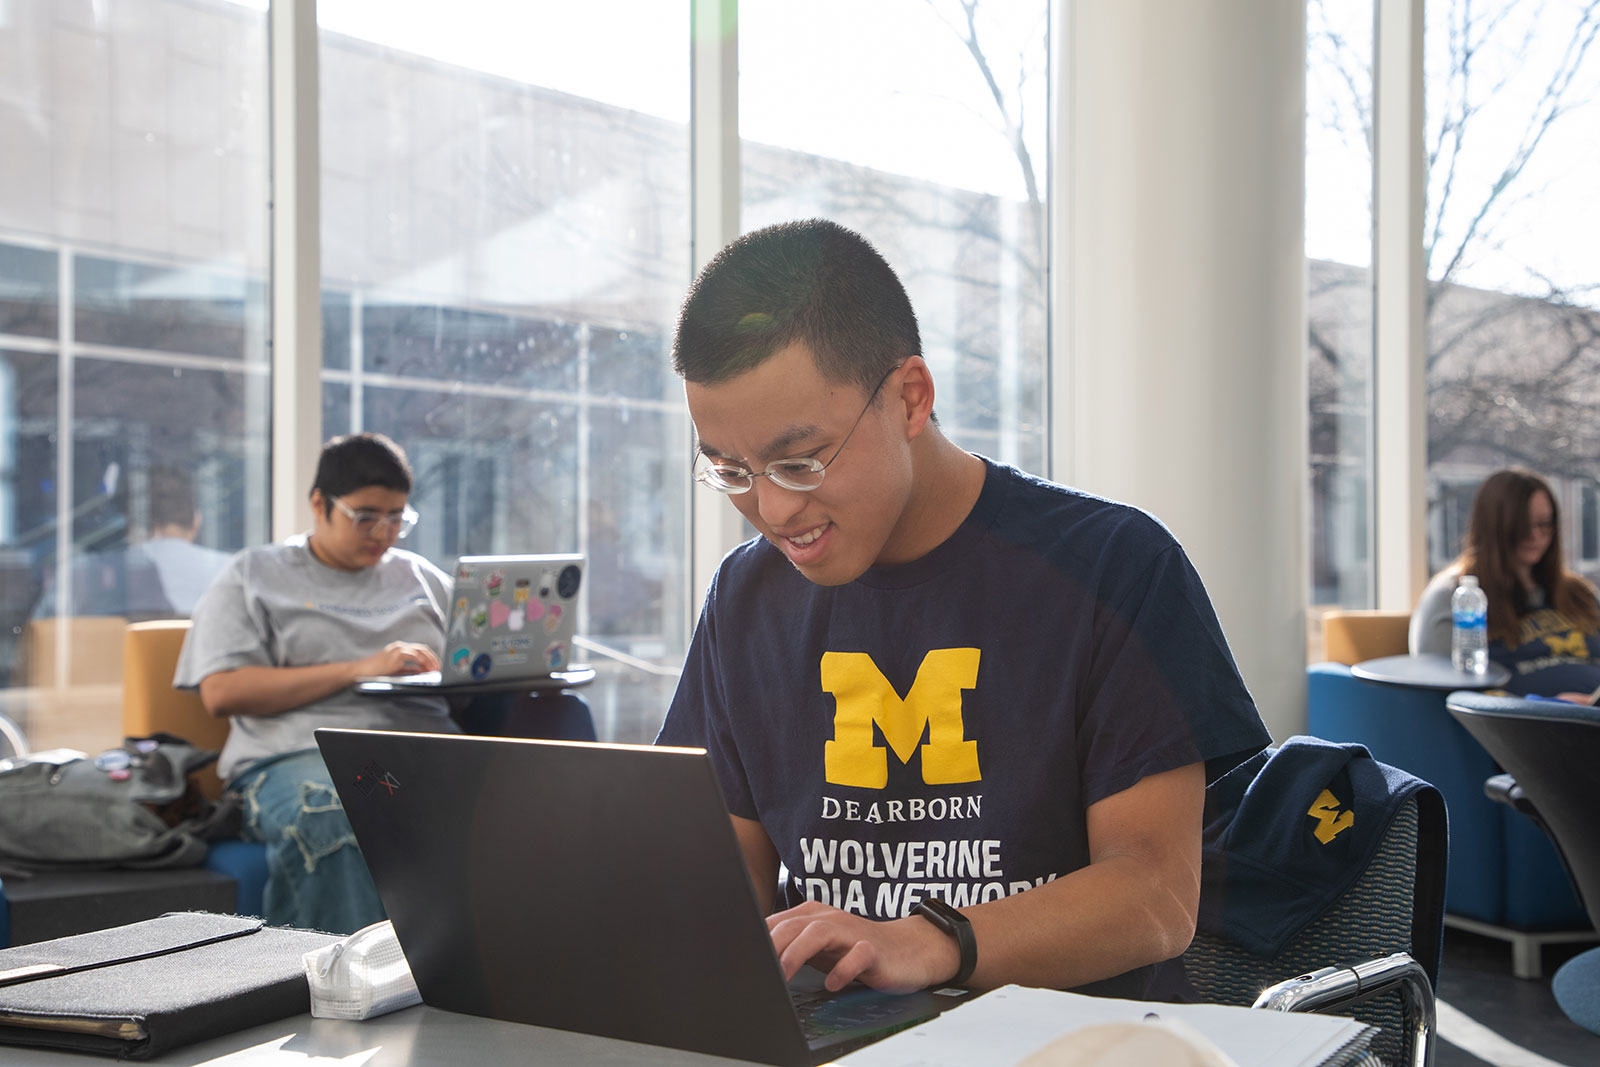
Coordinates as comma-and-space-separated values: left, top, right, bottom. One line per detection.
1492, 604, 1600, 697
657, 460, 1269, 1001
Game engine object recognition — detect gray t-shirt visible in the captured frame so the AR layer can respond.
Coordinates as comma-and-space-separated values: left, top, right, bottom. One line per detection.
1409, 567, 1459, 656
174, 535, 457, 781
129, 538, 235, 614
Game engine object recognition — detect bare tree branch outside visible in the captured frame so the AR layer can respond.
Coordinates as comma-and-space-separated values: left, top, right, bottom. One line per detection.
1309, 0, 1600, 602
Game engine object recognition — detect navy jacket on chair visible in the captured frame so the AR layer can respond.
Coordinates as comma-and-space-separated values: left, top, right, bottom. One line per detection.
1198, 734, 1447, 985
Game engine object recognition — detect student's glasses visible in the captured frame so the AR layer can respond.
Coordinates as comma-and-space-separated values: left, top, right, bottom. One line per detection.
693, 363, 901, 495
331, 496, 418, 539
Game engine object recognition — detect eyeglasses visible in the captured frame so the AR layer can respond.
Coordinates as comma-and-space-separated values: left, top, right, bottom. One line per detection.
1528, 520, 1556, 534
331, 496, 418, 539
693, 363, 902, 495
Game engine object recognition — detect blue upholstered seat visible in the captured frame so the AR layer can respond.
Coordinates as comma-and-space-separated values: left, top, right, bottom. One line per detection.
1308, 663, 1585, 952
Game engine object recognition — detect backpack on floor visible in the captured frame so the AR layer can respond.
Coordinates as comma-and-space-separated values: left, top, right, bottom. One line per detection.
0, 733, 238, 872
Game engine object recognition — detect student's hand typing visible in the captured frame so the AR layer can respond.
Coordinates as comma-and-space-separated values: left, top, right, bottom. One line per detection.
357, 641, 440, 678
766, 899, 961, 995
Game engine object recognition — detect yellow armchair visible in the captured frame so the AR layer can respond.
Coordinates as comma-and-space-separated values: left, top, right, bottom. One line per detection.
1320, 610, 1412, 666
122, 620, 227, 800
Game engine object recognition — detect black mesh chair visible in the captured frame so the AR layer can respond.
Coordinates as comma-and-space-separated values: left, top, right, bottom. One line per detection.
1446, 692, 1600, 1035
1185, 741, 1448, 1067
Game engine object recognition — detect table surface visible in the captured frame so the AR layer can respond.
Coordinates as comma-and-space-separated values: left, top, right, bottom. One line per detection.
1350, 652, 1510, 691
0, 997, 1374, 1067
2, 1005, 769, 1066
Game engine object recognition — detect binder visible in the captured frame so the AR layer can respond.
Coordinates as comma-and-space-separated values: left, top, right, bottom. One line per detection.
0, 911, 342, 1059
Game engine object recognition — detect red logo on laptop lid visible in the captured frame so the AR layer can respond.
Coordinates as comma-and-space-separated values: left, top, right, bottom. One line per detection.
355, 759, 401, 798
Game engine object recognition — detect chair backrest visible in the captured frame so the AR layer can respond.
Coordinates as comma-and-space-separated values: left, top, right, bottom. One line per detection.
122, 619, 227, 799
1447, 693, 1600, 930
1189, 799, 1426, 1067
1320, 609, 1412, 665
1187, 738, 1447, 1067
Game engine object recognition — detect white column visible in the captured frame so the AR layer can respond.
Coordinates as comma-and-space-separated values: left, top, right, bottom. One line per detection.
1373, 0, 1427, 611
1060, 0, 1308, 739
688, 0, 746, 624
270, 0, 323, 540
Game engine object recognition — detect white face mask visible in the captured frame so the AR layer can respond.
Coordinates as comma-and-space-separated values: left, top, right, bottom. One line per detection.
303, 920, 421, 1021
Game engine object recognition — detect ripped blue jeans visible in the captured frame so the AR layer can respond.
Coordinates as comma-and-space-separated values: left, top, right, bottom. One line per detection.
230, 748, 385, 934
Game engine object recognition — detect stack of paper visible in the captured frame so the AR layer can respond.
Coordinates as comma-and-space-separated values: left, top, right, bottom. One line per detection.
836, 985, 1375, 1067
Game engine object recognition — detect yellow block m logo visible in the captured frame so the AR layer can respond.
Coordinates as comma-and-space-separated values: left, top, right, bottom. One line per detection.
1307, 789, 1355, 844
821, 649, 981, 789
1545, 630, 1589, 658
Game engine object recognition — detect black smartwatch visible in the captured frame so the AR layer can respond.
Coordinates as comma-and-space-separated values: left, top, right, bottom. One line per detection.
915, 897, 977, 986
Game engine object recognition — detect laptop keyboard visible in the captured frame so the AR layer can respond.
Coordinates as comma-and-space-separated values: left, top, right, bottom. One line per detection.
791, 986, 924, 1040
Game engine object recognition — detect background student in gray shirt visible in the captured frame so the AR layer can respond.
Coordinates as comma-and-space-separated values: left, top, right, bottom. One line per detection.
175, 432, 453, 933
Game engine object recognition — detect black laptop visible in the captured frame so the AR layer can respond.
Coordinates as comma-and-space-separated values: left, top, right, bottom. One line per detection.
315, 728, 971, 1065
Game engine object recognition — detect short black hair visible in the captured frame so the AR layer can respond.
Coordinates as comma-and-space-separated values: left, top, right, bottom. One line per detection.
311, 432, 412, 515
672, 219, 921, 395
147, 466, 196, 528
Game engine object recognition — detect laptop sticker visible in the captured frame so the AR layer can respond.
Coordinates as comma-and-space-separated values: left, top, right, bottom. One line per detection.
556, 564, 582, 598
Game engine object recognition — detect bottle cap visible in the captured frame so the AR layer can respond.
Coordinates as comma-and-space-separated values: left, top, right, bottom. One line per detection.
1460, 575, 1478, 587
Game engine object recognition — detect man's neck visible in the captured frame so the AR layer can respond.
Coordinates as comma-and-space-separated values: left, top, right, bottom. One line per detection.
876, 431, 988, 567
148, 524, 195, 542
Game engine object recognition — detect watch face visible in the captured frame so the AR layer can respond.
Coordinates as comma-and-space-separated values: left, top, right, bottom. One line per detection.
918, 898, 966, 929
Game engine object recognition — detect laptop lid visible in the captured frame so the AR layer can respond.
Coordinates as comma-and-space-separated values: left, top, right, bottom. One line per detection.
446, 553, 582, 682
315, 729, 951, 1065
362, 553, 583, 689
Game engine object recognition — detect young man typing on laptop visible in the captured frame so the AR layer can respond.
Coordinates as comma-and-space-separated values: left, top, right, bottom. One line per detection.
175, 432, 454, 933
657, 220, 1270, 1000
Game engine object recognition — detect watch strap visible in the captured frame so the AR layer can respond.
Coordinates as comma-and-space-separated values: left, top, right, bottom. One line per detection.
914, 897, 977, 986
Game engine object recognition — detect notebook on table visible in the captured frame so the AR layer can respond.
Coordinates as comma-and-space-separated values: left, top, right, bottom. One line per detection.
357, 553, 583, 689
314, 728, 971, 1066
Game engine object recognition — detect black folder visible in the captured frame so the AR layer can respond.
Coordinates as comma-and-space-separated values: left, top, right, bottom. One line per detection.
0, 911, 342, 1059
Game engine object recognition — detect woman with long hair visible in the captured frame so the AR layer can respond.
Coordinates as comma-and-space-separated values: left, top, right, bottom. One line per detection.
1410, 468, 1600, 701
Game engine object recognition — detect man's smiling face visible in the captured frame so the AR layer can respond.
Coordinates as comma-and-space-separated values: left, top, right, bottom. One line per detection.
686, 342, 915, 587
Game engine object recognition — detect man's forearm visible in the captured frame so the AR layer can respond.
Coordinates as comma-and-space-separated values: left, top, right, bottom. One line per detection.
960, 847, 1199, 991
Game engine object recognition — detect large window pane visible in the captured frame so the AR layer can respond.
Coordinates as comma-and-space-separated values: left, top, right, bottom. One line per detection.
0, 244, 57, 339
1423, 0, 1600, 583
0, 1, 270, 752
317, 2, 692, 743
1306, 0, 1376, 611
0, 350, 56, 690
739, 1, 1049, 475
74, 257, 264, 360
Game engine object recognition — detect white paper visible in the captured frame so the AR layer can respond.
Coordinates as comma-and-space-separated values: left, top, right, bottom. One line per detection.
834, 985, 1372, 1067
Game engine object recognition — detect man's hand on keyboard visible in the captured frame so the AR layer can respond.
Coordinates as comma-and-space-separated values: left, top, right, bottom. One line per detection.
766, 900, 960, 995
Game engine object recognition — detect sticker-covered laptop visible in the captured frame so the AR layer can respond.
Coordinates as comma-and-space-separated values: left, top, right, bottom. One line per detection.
357, 553, 583, 689
315, 728, 972, 1065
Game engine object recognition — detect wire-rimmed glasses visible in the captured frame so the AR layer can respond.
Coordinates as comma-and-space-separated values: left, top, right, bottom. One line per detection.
331, 496, 419, 539
693, 363, 901, 495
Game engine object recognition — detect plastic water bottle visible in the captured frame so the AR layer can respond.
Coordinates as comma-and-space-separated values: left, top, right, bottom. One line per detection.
1451, 575, 1489, 675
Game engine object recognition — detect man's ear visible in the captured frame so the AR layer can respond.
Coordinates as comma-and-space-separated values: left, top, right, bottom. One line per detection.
895, 357, 936, 439
309, 488, 325, 516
